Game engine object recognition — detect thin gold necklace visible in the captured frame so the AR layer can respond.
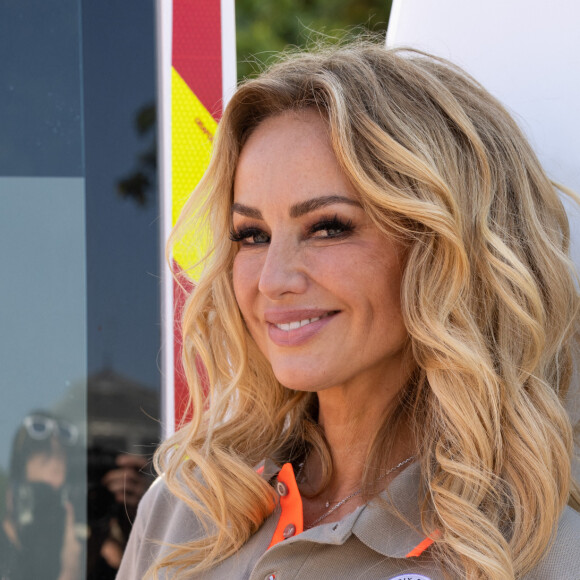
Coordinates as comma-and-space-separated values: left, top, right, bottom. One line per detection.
300, 455, 415, 528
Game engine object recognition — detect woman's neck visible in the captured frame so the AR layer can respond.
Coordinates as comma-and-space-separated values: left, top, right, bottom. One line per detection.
302, 380, 415, 501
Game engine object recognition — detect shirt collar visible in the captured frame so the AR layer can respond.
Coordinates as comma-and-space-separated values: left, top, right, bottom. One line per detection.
259, 458, 434, 559
351, 461, 432, 558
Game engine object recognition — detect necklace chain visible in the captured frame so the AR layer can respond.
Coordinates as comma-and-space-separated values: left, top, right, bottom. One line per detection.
299, 455, 415, 528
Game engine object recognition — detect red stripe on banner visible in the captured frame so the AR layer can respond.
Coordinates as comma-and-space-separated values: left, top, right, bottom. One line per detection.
172, 264, 210, 427
173, 0, 223, 119
173, 268, 192, 427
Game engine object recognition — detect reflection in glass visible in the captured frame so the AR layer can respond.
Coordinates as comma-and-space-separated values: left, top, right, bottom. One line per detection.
0, 412, 84, 580
84, 370, 158, 579
0, 174, 88, 579
0, 0, 160, 577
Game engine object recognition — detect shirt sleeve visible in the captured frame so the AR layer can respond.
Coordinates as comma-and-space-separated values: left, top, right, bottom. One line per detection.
116, 476, 165, 580
524, 506, 580, 579
116, 511, 144, 580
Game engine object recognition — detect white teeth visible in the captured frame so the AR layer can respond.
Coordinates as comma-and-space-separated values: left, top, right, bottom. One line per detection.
276, 316, 322, 331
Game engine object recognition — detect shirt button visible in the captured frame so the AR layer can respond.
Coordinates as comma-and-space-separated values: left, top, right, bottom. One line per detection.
283, 523, 296, 538
276, 481, 288, 496
266, 575, 276, 580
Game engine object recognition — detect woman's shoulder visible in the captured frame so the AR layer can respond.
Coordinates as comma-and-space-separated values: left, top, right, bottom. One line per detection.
136, 473, 208, 542
524, 506, 580, 579
135, 474, 178, 518
117, 474, 208, 580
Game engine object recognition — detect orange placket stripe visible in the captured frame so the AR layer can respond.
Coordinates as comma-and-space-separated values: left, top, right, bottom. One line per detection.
405, 536, 434, 558
405, 529, 440, 558
267, 463, 304, 549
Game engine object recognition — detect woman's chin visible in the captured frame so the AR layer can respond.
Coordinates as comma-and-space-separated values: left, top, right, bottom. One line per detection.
274, 370, 333, 393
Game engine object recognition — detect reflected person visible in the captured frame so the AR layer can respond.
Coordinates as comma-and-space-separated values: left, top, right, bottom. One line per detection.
0, 412, 82, 580
87, 450, 151, 579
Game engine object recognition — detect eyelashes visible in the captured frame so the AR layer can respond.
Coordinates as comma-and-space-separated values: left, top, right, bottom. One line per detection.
229, 227, 269, 244
308, 216, 354, 238
230, 215, 355, 246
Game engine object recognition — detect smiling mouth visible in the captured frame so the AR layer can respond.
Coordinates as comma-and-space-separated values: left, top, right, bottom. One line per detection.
273, 312, 336, 331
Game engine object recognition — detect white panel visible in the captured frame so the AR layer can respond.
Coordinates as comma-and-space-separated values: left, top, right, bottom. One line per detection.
387, 0, 580, 260
156, 0, 175, 439
221, 0, 238, 110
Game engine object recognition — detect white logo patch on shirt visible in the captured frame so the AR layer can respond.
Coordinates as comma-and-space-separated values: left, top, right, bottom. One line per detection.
388, 575, 431, 580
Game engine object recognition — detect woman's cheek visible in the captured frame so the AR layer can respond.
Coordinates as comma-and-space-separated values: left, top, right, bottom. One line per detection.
232, 254, 259, 317
232, 255, 246, 311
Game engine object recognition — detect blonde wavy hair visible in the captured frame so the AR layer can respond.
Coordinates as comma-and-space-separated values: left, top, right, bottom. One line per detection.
153, 41, 580, 579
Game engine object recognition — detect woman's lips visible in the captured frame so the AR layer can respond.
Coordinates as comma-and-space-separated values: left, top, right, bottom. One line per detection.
266, 310, 338, 347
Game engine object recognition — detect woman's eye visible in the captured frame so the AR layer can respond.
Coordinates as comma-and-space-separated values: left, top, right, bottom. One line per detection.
229, 227, 270, 245
309, 217, 354, 238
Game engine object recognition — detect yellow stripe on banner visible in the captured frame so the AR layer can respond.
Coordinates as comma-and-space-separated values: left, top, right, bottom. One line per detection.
171, 67, 217, 277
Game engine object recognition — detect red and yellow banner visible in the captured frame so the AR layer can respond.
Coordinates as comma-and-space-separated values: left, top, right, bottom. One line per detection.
171, 0, 225, 426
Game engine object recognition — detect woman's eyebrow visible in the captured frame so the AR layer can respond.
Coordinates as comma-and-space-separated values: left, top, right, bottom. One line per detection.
289, 195, 361, 218
232, 195, 361, 220
231, 203, 263, 219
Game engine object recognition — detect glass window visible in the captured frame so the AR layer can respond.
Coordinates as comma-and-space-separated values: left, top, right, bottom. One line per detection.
0, 1, 160, 578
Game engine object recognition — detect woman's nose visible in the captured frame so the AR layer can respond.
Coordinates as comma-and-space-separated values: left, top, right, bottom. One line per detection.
258, 237, 308, 299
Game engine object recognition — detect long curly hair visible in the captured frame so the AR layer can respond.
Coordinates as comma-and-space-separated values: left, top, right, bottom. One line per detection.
153, 41, 580, 579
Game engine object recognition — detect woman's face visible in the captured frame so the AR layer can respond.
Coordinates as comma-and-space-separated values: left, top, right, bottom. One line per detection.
232, 109, 410, 394
26, 451, 66, 489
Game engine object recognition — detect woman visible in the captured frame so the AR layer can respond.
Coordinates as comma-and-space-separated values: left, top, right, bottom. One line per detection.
1, 412, 82, 580
118, 42, 580, 579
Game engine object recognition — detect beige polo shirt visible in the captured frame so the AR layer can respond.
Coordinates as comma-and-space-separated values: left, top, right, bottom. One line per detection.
117, 462, 580, 579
